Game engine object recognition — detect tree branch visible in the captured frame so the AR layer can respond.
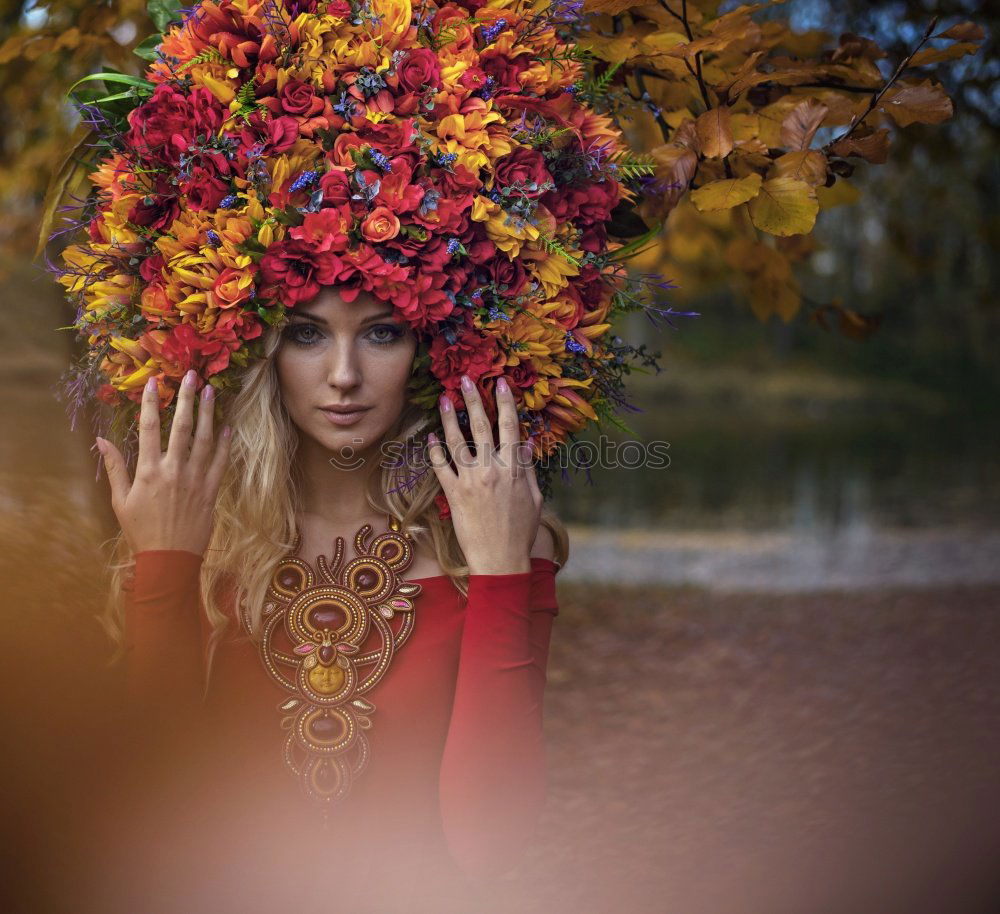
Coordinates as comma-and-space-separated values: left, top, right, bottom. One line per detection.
829, 15, 940, 147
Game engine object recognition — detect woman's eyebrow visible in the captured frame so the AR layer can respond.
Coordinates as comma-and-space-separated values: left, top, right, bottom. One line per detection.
288, 308, 397, 325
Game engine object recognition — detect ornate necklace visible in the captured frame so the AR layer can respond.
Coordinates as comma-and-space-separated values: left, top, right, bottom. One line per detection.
243, 514, 423, 823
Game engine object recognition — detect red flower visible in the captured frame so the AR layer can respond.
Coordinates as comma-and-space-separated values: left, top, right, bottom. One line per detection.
183, 166, 230, 212
484, 255, 528, 297
259, 240, 352, 306
429, 327, 503, 396
126, 85, 224, 166
96, 383, 121, 406
434, 491, 452, 521
128, 179, 180, 232
360, 206, 401, 243
289, 207, 352, 253
276, 79, 323, 118
319, 167, 353, 206
395, 48, 442, 93
493, 146, 554, 198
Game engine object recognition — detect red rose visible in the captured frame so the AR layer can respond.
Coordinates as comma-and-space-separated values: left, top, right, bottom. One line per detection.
278, 79, 323, 118
492, 146, 554, 198
579, 225, 608, 254
396, 48, 442, 94
509, 360, 538, 391
183, 166, 229, 212
481, 51, 531, 94
485, 256, 528, 297
128, 183, 179, 232
320, 168, 353, 206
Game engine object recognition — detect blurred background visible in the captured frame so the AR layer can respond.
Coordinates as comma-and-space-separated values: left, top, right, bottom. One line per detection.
2, 1, 998, 913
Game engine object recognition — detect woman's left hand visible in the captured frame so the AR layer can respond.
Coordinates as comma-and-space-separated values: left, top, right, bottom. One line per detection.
427, 373, 542, 575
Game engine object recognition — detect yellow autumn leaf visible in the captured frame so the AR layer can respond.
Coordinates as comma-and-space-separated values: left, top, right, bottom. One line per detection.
690, 174, 763, 212
747, 177, 818, 236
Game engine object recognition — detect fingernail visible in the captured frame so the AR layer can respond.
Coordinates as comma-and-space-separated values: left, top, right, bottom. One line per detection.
184, 370, 196, 387
95, 437, 105, 455
222, 425, 231, 438
202, 383, 214, 400
497, 377, 508, 394
439, 394, 452, 412
146, 376, 157, 392
460, 374, 472, 392
427, 431, 438, 444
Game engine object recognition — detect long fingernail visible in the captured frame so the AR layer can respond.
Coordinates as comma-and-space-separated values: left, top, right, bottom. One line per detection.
439, 394, 452, 412
184, 370, 196, 387
202, 383, 214, 400
497, 377, 508, 394
146, 376, 157, 392
95, 437, 105, 455
460, 374, 472, 392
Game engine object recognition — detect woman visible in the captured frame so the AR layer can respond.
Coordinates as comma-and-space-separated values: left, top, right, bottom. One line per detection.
93, 286, 568, 911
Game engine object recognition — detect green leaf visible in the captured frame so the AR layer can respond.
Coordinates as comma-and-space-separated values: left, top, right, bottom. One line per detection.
147, 0, 185, 32
133, 34, 163, 62
607, 219, 665, 262
66, 72, 155, 98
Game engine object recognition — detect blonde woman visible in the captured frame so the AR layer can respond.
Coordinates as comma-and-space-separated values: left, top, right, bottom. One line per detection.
95, 287, 568, 906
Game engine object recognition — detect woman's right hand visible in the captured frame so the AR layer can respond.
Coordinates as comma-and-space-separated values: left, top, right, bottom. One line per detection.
95, 369, 232, 557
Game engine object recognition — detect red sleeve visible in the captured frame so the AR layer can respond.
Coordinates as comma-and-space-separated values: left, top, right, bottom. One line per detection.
121, 549, 206, 718
438, 557, 560, 880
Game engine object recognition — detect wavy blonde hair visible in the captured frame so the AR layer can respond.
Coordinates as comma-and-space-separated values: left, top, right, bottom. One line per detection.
98, 321, 569, 697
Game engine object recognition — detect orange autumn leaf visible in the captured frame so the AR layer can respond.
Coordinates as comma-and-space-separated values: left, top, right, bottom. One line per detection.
695, 106, 734, 159
878, 79, 954, 128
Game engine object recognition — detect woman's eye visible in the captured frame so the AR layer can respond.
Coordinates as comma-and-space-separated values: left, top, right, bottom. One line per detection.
368, 324, 404, 346
285, 323, 320, 346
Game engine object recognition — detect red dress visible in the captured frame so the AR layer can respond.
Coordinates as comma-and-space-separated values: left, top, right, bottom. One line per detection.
118, 548, 560, 908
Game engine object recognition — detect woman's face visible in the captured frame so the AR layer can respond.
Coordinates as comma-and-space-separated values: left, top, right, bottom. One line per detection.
275, 288, 418, 457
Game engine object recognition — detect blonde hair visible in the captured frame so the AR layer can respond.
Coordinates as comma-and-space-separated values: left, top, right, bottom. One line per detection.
97, 322, 569, 697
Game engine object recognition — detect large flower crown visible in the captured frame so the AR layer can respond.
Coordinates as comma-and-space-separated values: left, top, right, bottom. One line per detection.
50, 0, 682, 497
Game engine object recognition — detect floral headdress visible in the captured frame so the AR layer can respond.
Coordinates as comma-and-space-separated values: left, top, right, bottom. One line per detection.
48, 0, 688, 500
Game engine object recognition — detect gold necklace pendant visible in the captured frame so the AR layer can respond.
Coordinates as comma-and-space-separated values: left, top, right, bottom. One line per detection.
249, 515, 422, 817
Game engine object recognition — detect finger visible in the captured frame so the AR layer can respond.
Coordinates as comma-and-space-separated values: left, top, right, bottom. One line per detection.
439, 392, 473, 471
203, 423, 233, 501
137, 375, 163, 475
96, 437, 132, 509
522, 440, 543, 504
188, 380, 217, 469
426, 431, 457, 490
494, 375, 520, 478
459, 374, 494, 463
166, 369, 197, 463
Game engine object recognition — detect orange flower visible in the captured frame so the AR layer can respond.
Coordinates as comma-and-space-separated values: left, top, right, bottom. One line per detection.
361, 206, 400, 243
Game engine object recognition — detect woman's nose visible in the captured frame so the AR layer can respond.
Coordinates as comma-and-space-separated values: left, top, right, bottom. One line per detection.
326, 337, 362, 389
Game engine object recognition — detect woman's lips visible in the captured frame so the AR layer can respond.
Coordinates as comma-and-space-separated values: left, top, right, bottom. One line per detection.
320, 407, 371, 426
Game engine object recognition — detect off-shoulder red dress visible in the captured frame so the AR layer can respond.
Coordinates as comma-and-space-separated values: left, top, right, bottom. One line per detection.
117, 549, 560, 909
